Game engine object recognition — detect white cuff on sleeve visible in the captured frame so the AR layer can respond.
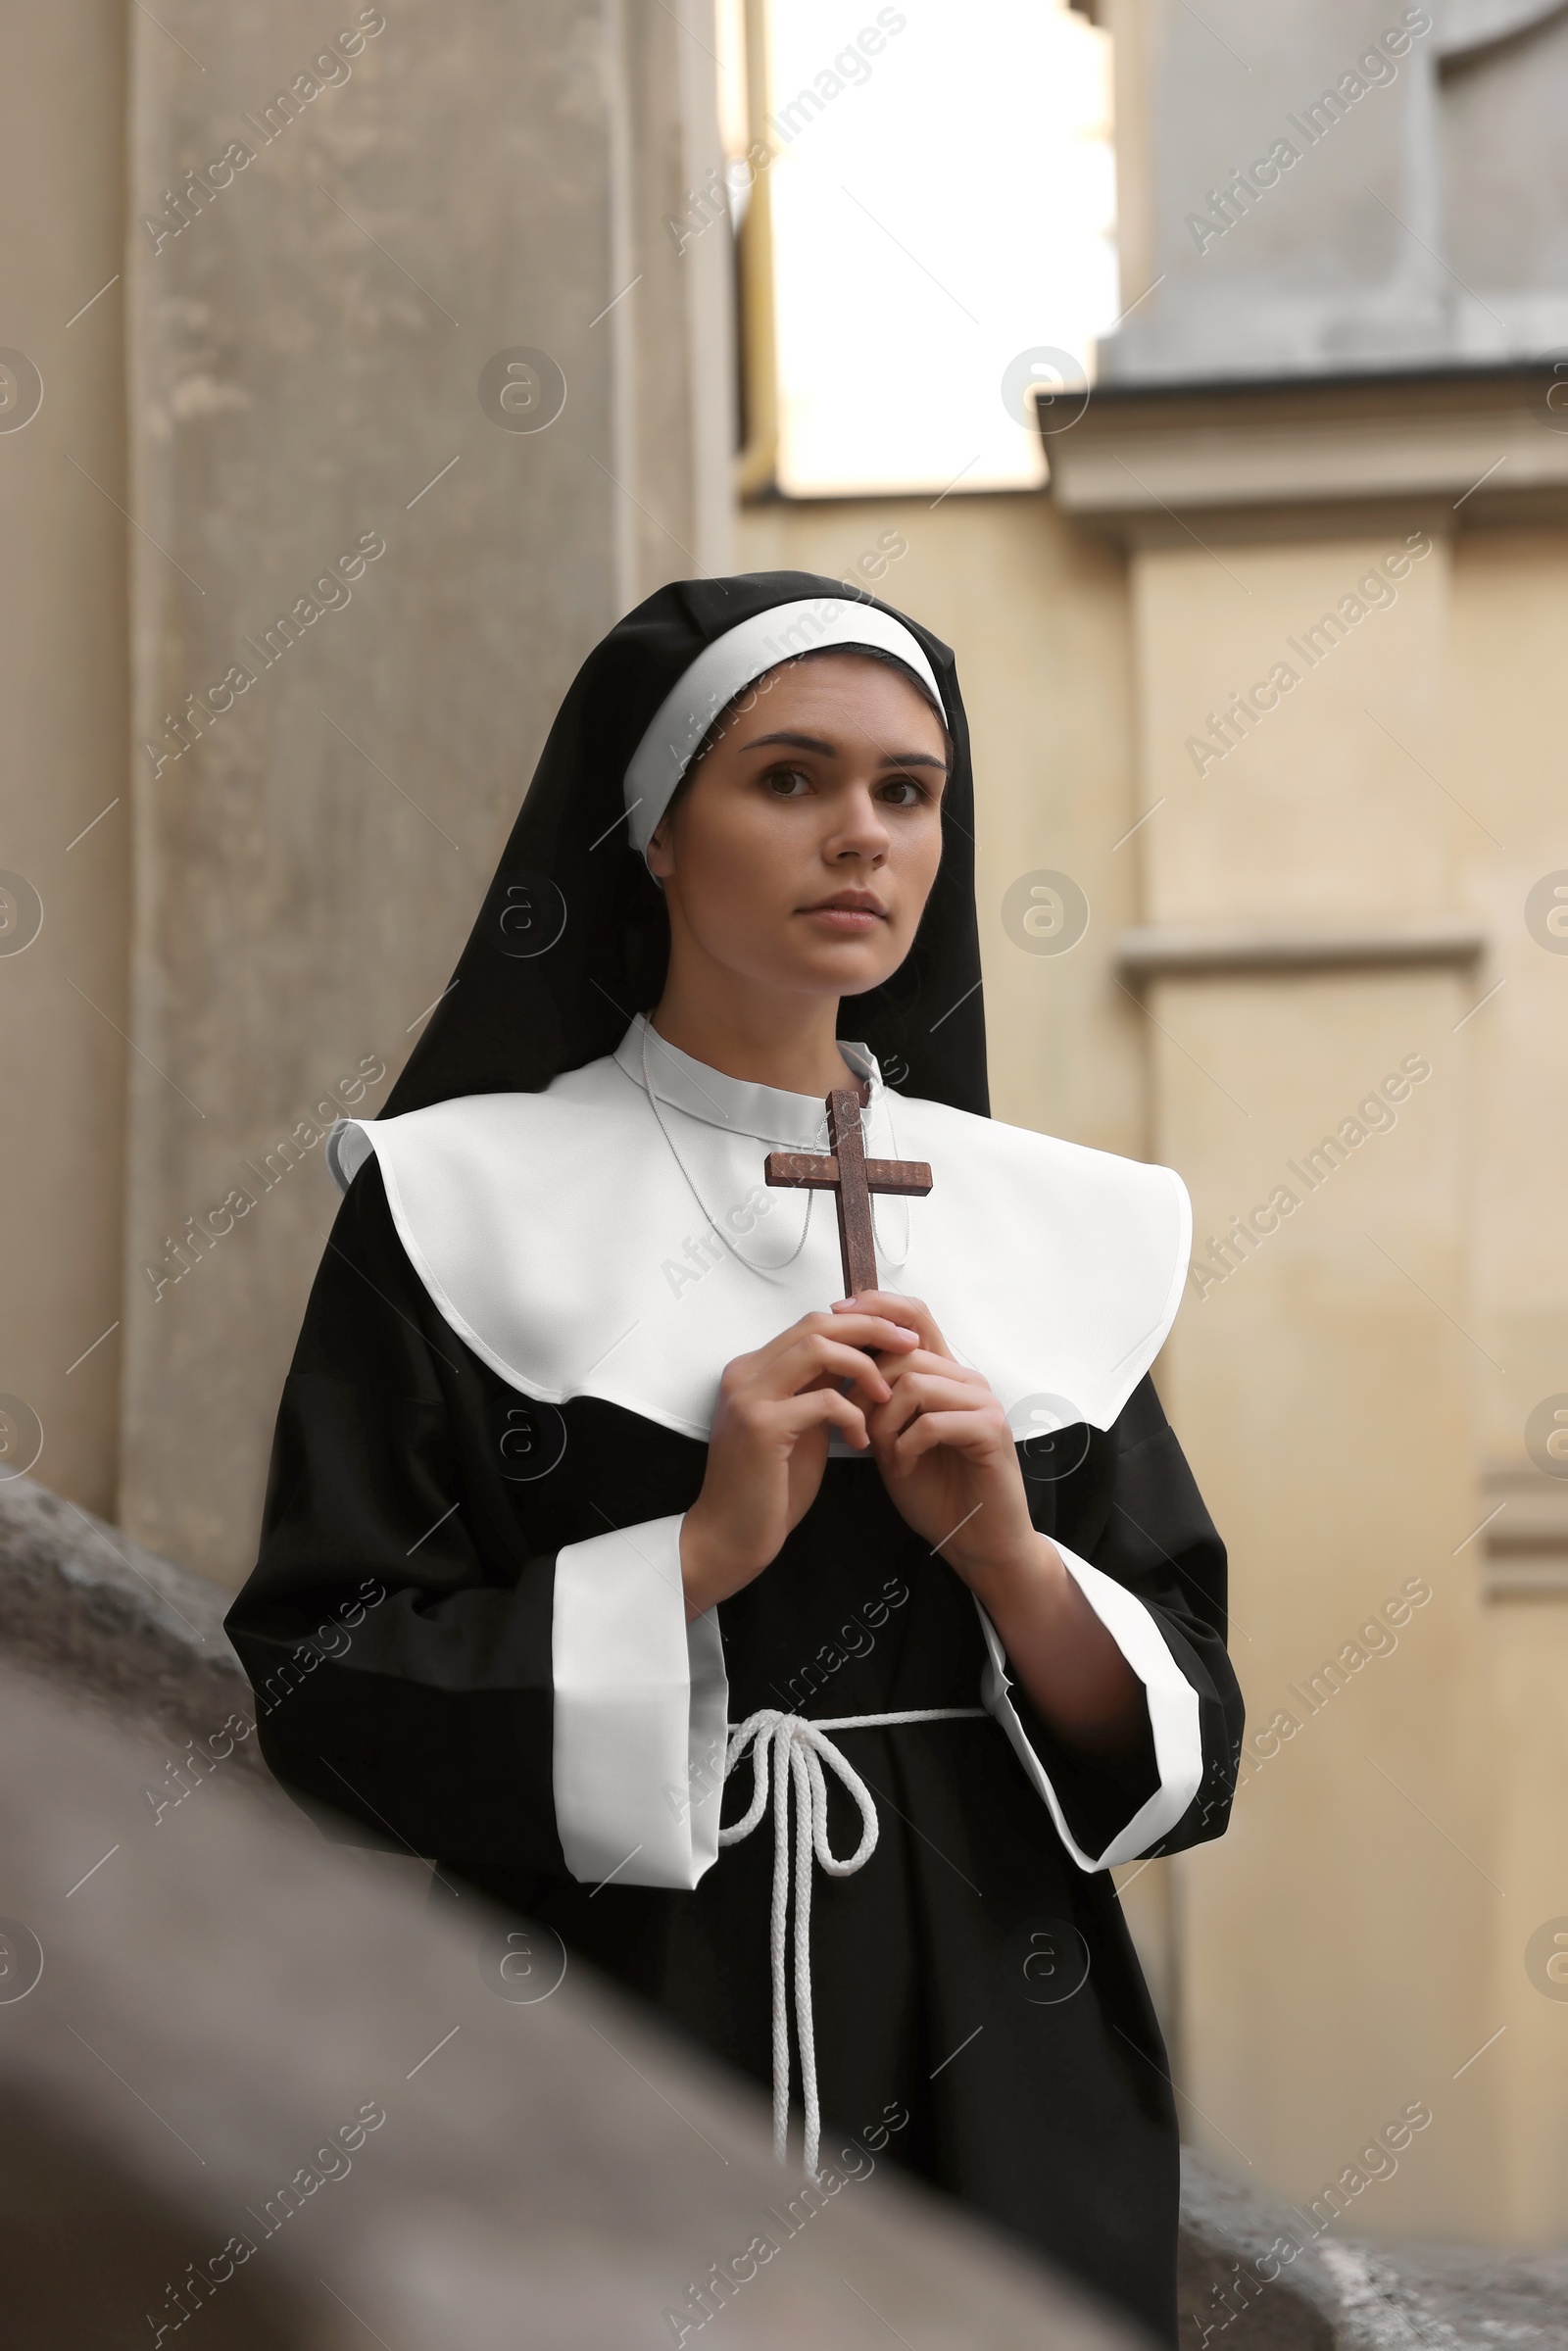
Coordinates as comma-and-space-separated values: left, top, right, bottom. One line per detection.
552, 1513, 729, 1889
974, 1538, 1203, 1871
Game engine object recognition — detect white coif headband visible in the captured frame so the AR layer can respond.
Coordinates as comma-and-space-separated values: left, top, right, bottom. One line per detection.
622, 598, 946, 857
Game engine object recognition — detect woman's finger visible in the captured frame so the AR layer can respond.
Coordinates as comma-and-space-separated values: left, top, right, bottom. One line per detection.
808, 1309, 921, 1352
878, 1350, 986, 1394
774, 1388, 869, 1448
758, 1333, 902, 1403
833, 1289, 953, 1361
755, 1309, 919, 1371
867, 1373, 991, 1441
888, 1405, 1010, 1469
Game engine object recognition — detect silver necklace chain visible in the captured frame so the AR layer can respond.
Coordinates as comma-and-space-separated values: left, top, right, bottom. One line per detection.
639, 1020, 816, 1281
636, 1018, 913, 1286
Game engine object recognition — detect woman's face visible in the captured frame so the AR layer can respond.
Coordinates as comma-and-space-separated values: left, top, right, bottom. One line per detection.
646, 652, 949, 1003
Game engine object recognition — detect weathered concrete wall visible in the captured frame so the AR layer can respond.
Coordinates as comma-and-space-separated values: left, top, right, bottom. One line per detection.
116, 1, 733, 1583
0, 3, 132, 1520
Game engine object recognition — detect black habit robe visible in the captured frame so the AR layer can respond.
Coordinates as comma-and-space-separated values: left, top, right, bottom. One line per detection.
223, 572, 1244, 2347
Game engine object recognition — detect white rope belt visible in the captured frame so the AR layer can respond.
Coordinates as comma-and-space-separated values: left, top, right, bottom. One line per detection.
719, 1705, 987, 2182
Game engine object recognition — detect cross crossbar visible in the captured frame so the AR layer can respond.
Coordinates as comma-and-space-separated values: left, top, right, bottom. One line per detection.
763, 1086, 933, 1298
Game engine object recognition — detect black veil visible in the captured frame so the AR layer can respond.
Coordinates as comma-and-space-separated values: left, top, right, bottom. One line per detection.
382, 570, 990, 1120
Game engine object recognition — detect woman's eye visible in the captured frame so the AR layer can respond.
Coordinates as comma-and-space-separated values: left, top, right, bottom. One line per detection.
763, 766, 812, 797
879, 777, 928, 808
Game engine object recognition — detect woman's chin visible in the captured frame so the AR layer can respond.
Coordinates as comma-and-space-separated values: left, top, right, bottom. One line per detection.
701, 931, 907, 999
784, 947, 903, 994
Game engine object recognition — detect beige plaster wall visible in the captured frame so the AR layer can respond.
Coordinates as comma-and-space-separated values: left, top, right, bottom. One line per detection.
1444, 530, 1568, 1451
0, 3, 131, 1517
1485, 1601, 1568, 2237
1156, 964, 1494, 2234
1445, 525, 1568, 2241
745, 488, 1568, 2239
1134, 516, 1568, 2240
1130, 526, 1459, 927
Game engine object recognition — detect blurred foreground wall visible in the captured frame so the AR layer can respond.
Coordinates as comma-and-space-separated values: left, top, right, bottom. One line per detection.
0, 1555, 1149, 2351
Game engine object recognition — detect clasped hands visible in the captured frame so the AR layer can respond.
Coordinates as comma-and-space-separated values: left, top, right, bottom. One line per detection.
678, 1292, 1149, 1758
678, 1291, 1048, 1618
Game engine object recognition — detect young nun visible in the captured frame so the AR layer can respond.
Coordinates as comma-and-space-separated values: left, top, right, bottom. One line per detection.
226, 571, 1243, 2345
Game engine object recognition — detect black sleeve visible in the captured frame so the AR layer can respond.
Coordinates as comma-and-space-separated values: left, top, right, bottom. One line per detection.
223, 1158, 569, 1868
1003, 1373, 1245, 1863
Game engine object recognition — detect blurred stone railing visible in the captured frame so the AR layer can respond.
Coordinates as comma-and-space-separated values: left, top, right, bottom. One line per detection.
2, 1474, 1563, 2348
0, 1472, 255, 1756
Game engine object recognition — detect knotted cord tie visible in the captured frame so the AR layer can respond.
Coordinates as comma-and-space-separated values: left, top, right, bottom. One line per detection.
719, 1705, 986, 2182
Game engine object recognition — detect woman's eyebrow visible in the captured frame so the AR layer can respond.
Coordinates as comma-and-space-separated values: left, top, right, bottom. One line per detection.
737, 729, 837, 756
739, 728, 947, 773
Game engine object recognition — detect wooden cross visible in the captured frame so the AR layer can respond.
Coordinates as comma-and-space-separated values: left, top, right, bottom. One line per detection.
763, 1083, 933, 1299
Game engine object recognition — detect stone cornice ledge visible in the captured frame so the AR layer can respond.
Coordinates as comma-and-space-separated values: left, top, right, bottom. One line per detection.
1116, 918, 1487, 980
1047, 366, 1568, 530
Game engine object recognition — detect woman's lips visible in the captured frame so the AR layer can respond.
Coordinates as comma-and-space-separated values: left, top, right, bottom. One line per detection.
800, 902, 888, 931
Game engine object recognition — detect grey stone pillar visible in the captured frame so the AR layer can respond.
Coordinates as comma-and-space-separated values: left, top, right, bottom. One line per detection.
1103, 0, 1568, 382
0, 4, 132, 1523
119, 1, 733, 1581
